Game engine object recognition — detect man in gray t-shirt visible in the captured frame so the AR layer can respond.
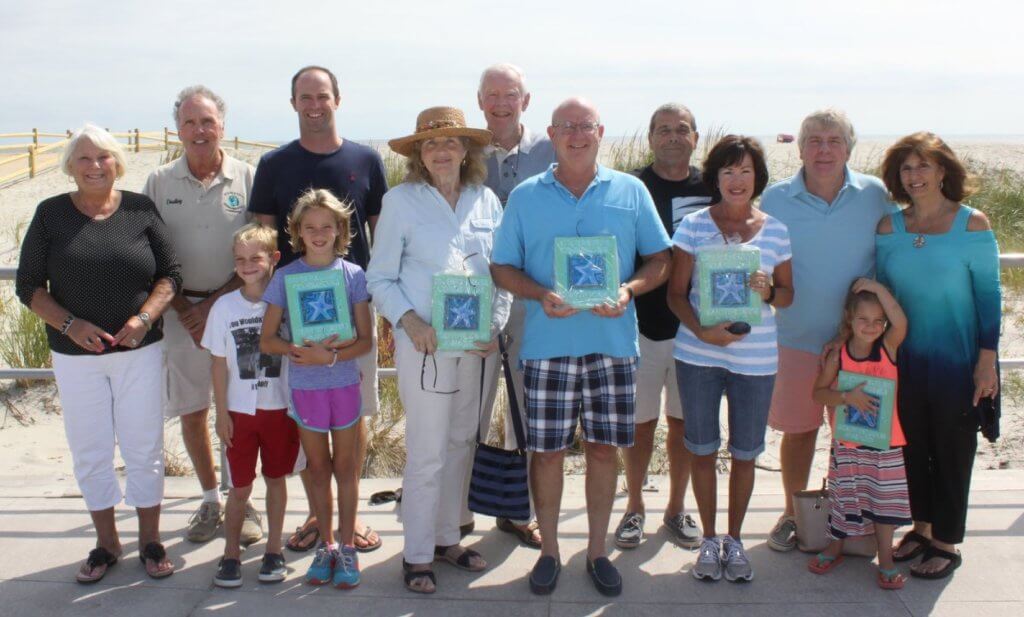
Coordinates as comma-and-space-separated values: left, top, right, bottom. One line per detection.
473, 63, 555, 548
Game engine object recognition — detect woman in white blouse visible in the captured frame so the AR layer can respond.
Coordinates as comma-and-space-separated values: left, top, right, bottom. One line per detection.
366, 107, 510, 594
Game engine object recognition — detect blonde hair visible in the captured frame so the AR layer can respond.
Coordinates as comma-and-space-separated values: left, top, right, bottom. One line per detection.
61, 124, 128, 179
233, 222, 277, 254
286, 188, 353, 256
404, 138, 488, 186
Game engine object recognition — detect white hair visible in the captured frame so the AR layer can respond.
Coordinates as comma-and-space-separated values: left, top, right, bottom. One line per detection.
798, 108, 857, 151
478, 63, 528, 96
61, 124, 128, 179
173, 85, 227, 125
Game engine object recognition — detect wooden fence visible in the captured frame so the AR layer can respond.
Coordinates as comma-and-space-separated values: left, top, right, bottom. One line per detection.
0, 129, 277, 185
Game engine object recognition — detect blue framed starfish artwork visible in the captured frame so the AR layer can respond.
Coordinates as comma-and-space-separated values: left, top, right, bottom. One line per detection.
695, 246, 762, 326
284, 269, 353, 344
554, 236, 620, 309
835, 371, 896, 449
431, 274, 493, 351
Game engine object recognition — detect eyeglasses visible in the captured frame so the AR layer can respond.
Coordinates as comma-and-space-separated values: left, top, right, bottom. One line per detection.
420, 353, 459, 395
551, 121, 601, 135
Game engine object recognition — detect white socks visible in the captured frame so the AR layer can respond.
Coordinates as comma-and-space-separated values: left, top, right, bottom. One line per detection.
202, 488, 221, 504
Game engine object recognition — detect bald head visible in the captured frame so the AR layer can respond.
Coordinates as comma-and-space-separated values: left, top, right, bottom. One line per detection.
551, 97, 600, 126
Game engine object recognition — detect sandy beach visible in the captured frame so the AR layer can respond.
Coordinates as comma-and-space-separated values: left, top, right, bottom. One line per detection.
1, 137, 1021, 486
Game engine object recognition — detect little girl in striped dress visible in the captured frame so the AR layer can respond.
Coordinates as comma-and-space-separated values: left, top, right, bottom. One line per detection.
808, 278, 912, 589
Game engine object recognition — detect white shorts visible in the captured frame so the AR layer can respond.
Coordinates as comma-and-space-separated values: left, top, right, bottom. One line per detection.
162, 306, 213, 418
634, 333, 683, 424
53, 343, 165, 510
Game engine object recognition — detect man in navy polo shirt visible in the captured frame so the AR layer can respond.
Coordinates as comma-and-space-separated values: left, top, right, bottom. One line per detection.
492, 98, 671, 597
249, 65, 387, 553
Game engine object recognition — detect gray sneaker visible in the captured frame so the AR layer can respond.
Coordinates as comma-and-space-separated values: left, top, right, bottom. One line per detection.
614, 512, 645, 549
240, 502, 264, 545
767, 516, 797, 552
692, 536, 722, 581
186, 501, 223, 543
722, 535, 753, 582
663, 513, 701, 549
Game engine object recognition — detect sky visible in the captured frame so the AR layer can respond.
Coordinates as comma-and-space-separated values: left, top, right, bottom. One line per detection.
3, 0, 1023, 142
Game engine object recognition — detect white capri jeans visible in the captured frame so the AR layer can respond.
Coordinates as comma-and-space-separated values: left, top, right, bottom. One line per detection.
395, 335, 499, 564
52, 342, 165, 511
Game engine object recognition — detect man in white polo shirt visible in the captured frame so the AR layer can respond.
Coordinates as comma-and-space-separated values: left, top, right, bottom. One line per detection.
143, 85, 262, 544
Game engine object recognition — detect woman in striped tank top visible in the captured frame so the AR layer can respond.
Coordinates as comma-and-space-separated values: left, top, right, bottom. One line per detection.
809, 278, 911, 589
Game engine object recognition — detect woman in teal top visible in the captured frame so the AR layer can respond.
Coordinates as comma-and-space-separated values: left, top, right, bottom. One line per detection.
875, 132, 1001, 581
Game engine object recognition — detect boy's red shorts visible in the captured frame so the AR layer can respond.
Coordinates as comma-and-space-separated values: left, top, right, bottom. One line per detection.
225, 408, 300, 488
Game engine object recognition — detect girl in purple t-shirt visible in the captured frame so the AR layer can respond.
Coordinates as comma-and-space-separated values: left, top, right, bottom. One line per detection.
260, 189, 372, 589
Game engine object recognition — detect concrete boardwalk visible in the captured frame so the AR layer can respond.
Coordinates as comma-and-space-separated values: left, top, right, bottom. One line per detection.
1, 470, 1021, 617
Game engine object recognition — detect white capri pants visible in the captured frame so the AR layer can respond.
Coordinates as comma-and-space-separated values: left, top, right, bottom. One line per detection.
52, 342, 165, 511
395, 335, 499, 564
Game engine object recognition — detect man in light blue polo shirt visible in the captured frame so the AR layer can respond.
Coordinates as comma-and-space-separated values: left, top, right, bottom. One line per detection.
491, 98, 671, 597
759, 108, 896, 551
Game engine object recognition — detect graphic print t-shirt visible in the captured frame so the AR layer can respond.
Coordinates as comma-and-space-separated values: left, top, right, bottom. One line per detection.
202, 290, 289, 414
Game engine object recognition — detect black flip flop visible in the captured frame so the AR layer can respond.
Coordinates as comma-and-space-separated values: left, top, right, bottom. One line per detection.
434, 545, 486, 571
76, 547, 119, 584
586, 556, 622, 597
403, 559, 436, 594
285, 523, 320, 553
529, 555, 560, 595
139, 542, 174, 579
910, 546, 962, 579
894, 530, 932, 562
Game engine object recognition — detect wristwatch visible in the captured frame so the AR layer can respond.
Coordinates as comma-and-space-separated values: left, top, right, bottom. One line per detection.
137, 312, 152, 331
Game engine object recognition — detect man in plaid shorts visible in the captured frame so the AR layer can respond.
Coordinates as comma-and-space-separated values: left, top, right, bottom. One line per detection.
491, 97, 672, 597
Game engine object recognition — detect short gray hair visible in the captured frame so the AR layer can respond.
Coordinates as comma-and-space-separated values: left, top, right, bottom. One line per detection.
478, 63, 528, 96
173, 85, 227, 125
648, 103, 697, 134
61, 124, 128, 179
798, 108, 856, 151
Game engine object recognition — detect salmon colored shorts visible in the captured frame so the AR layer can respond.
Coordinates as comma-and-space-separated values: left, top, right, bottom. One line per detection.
767, 346, 832, 434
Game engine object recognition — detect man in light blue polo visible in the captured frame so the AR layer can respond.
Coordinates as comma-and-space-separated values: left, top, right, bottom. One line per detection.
491, 98, 671, 597
476, 63, 556, 549
760, 108, 895, 552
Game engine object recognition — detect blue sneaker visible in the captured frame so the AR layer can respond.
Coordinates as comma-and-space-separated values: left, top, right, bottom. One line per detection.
333, 545, 360, 589
305, 543, 335, 585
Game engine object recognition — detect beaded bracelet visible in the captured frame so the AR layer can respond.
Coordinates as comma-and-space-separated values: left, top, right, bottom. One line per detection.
59, 314, 75, 335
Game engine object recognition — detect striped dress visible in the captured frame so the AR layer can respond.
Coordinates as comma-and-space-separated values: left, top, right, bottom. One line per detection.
828, 339, 912, 539
671, 207, 792, 375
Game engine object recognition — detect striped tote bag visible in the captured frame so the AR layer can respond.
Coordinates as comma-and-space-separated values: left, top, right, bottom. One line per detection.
468, 336, 530, 521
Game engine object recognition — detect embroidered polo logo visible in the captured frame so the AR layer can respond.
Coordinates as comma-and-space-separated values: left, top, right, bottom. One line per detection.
224, 192, 244, 212
167, 198, 183, 206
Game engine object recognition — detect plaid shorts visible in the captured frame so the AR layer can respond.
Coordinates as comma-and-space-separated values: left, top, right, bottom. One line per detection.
523, 354, 637, 452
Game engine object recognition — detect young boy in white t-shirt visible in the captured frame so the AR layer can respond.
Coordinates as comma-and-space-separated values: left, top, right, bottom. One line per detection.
202, 223, 297, 588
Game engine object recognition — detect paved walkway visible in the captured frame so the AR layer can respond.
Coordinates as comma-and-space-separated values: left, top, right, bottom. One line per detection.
1, 470, 1021, 616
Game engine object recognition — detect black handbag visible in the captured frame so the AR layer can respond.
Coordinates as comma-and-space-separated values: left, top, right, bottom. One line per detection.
467, 336, 530, 520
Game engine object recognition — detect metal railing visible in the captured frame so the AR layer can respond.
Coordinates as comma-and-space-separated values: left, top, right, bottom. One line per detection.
1, 258, 1022, 380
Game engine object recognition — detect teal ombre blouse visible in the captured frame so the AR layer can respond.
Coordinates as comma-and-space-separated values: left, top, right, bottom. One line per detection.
876, 206, 1001, 372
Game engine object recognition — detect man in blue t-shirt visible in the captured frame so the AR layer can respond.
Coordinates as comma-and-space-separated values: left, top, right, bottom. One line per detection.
491, 98, 672, 597
249, 65, 387, 554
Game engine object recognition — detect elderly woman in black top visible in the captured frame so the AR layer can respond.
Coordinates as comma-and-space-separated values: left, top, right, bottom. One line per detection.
16, 124, 182, 583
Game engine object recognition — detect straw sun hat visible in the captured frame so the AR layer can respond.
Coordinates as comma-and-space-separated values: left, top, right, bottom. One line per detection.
388, 106, 492, 157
